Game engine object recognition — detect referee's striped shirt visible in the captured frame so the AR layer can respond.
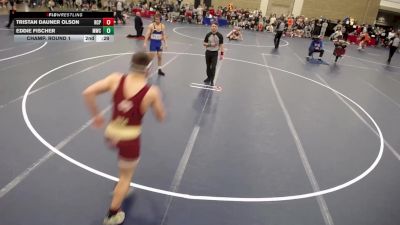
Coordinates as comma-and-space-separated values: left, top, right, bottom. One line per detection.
204, 32, 224, 51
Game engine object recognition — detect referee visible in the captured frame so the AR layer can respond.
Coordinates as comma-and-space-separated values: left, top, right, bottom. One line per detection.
274, 17, 285, 49
203, 22, 224, 86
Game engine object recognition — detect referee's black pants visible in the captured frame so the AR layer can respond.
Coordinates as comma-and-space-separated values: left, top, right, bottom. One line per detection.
274, 31, 283, 48
6, 10, 15, 28
388, 46, 398, 63
115, 11, 125, 24
135, 26, 143, 37
205, 50, 218, 82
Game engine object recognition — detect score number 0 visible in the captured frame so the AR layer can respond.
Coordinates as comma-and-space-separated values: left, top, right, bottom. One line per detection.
102, 18, 114, 26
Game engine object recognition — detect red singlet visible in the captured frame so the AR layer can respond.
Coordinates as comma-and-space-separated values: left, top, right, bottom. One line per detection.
105, 75, 151, 160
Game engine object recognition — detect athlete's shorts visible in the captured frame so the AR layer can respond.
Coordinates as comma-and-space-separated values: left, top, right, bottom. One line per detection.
334, 47, 345, 56
150, 42, 162, 52
106, 137, 140, 160
117, 138, 140, 160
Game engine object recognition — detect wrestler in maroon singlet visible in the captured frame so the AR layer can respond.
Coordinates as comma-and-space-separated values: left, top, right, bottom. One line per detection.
106, 75, 150, 160
83, 52, 165, 225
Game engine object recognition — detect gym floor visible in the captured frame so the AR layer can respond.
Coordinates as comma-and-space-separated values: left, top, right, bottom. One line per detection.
0, 16, 400, 225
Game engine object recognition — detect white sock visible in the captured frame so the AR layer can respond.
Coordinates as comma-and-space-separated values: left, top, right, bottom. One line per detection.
158, 66, 162, 70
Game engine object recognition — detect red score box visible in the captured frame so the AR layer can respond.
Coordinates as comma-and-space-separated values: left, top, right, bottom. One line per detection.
102, 18, 114, 26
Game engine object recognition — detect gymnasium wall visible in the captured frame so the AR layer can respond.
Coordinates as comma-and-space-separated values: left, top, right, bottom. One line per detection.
301, 0, 381, 24
265, 0, 294, 17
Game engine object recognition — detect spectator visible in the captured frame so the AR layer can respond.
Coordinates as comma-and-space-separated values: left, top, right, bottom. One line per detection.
313, 19, 322, 36
227, 26, 243, 41
358, 32, 370, 50
5, 0, 16, 28
307, 35, 325, 61
127, 12, 144, 38
320, 19, 328, 37
115, 0, 126, 24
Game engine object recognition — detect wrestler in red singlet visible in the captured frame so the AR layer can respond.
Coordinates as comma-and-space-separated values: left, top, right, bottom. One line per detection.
83, 52, 165, 225
105, 75, 150, 160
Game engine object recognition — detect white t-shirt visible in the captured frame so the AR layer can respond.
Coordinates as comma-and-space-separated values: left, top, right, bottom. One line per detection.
116, 1, 123, 11
197, 6, 203, 15
269, 17, 276, 25
392, 37, 400, 47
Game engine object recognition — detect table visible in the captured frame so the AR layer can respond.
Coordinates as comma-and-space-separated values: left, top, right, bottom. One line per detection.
202, 17, 228, 26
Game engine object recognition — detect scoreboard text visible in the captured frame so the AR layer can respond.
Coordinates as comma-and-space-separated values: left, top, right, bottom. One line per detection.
13, 12, 114, 42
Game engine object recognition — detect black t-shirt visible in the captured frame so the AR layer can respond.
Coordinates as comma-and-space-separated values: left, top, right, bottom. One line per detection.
134, 16, 143, 28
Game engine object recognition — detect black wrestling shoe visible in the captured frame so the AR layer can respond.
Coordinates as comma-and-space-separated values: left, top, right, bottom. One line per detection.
158, 69, 165, 76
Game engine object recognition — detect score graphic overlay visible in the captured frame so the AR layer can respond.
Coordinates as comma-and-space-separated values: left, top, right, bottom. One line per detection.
13, 12, 114, 42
